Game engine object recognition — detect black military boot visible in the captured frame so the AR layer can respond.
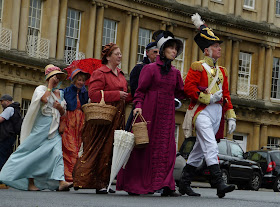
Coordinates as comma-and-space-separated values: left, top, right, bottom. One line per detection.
178, 164, 201, 196
208, 164, 235, 198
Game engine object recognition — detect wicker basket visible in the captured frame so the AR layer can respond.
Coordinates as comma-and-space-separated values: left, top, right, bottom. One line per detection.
132, 113, 149, 148
82, 90, 117, 125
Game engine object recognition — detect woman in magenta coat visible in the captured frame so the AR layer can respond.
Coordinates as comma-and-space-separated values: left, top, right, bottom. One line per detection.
116, 31, 186, 196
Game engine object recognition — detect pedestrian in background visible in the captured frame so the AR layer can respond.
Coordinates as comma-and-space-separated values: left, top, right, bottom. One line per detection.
0, 94, 22, 170
125, 41, 159, 131
60, 68, 90, 182
73, 43, 131, 194
179, 13, 236, 198
0, 64, 73, 191
116, 31, 185, 196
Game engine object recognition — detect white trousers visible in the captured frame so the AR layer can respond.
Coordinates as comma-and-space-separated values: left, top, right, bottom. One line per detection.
186, 103, 222, 167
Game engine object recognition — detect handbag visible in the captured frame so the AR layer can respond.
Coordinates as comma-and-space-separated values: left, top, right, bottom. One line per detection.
182, 65, 221, 138
132, 113, 149, 148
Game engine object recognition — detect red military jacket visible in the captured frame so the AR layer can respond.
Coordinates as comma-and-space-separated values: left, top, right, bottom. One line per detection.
184, 56, 236, 139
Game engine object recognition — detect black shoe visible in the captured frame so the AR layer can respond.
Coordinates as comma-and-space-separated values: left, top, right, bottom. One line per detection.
96, 189, 108, 194
128, 192, 140, 196
179, 164, 201, 196
108, 188, 116, 193
161, 187, 181, 197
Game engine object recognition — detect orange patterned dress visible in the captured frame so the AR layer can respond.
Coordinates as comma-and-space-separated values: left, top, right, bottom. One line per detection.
61, 95, 85, 182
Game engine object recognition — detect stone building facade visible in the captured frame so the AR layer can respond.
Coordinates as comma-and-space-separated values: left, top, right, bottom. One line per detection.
0, 0, 280, 151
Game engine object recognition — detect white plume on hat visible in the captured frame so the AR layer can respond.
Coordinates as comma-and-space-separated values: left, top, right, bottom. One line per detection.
191, 13, 204, 29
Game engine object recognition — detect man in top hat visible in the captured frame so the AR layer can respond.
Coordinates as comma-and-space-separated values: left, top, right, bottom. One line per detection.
179, 13, 236, 198
0, 95, 22, 171
125, 41, 159, 131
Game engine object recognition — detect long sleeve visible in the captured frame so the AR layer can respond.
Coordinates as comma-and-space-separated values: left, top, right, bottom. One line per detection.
175, 69, 186, 100
184, 68, 203, 101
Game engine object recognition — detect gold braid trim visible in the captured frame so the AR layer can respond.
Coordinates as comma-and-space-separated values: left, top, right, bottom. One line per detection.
191, 61, 204, 72
225, 109, 236, 119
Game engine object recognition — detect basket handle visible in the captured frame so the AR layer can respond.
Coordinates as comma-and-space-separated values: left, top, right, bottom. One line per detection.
132, 112, 147, 125
100, 90, 106, 104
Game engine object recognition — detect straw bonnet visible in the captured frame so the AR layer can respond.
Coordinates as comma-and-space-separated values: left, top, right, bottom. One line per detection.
192, 13, 223, 52
69, 68, 90, 81
45, 64, 67, 81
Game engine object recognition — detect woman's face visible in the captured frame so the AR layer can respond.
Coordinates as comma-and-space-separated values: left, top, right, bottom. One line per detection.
164, 45, 177, 60
74, 75, 86, 89
107, 48, 122, 66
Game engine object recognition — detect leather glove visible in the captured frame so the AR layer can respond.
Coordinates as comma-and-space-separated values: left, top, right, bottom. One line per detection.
210, 90, 223, 104
228, 118, 236, 134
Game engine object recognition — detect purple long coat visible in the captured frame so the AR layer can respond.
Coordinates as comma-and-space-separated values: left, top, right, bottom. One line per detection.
116, 56, 185, 194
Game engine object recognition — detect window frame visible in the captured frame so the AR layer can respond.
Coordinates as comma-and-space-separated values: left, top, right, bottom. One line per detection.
277, 0, 280, 15
21, 99, 31, 118
102, 18, 117, 48
243, 0, 255, 10
173, 36, 186, 75
237, 52, 252, 96
27, 0, 43, 37
271, 57, 280, 99
0, 0, 3, 22
137, 28, 152, 63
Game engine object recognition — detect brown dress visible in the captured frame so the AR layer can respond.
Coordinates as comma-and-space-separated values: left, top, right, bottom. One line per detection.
72, 65, 129, 189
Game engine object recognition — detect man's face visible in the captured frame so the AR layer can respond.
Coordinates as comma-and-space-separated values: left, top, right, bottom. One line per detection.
205, 43, 221, 60
0, 100, 8, 109
146, 48, 159, 63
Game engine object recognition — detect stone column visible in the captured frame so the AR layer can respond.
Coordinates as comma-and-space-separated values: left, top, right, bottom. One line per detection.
194, 0, 202, 6
235, 0, 242, 16
49, 0, 60, 59
230, 40, 240, 95
167, 22, 174, 33
268, 0, 275, 23
121, 12, 132, 75
18, 0, 29, 51
11, 0, 21, 49
202, 0, 208, 8
252, 123, 260, 150
261, 0, 268, 22
191, 32, 199, 63
56, 0, 68, 60
86, 2, 97, 58
94, 4, 105, 60
228, 0, 235, 14
225, 38, 233, 85
257, 45, 266, 99
260, 125, 268, 149
129, 14, 140, 73
14, 84, 22, 105
160, 21, 166, 31
5, 82, 14, 96
263, 46, 273, 101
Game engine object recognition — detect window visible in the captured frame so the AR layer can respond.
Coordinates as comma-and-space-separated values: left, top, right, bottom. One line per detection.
28, 0, 42, 36
218, 140, 227, 155
102, 19, 117, 49
0, 0, 3, 22
276, 0, 280, 15
21, 99, 31, 118
233, 133, 247, 152
268, 137, 280, 147
173, 37, 186, 74
237, 52, 252, 95
271, 58, 280, 99
243, 0, 255, 9
137, 28, 152, 63
229, 143, 244, 159
64, 8, 81, 64
175, 124, 179, 151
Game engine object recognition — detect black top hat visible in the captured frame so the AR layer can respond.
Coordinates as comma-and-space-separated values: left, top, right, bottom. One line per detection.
192, 13, 223, 52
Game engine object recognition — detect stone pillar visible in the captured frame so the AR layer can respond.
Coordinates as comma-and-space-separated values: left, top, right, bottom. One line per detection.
14, 84, 22, 105
86, 2, 97, 58
230, 40, 240, 95
18, 0, 29, 51
11, 0, 21, 49
194, 0, 202, 6
225, 38, 233, 85
160, 21, 166, 31
56, 0, 68, 60
235, 0, 242, 16
5, 82, 14, 96
257, 45, 266, 99
252, 123, 260, 150
261, 0, 268, 22
228, 0, 235, 14
94, 4, 105, 60
167, 22, 174, 33
121, 12, 132, 75
49, 0, 60, 59
260, 125, 268, 149
263, 46, 273, 101
268, 0, 275, 23
191, 32, 199, 63
129, 14, 140, 73
202, 0, 208, 8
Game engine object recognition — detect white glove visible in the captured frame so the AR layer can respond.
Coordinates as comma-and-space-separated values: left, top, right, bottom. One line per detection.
228, 118, 236, 134
210, 90, 223, 104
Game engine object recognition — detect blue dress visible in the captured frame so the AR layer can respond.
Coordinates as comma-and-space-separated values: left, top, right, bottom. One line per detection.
0, 91, 65, 191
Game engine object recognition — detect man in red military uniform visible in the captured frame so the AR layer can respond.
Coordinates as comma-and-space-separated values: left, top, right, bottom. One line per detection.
179, 13, 236, 198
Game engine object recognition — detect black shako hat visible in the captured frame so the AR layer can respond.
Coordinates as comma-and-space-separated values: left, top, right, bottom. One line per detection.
155, 30, 183, 57
192, 13, 223, 52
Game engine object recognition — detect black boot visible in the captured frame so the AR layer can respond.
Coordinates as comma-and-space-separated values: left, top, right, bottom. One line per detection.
208, 164, 235, 198
178, 164, 201, 196
161, 187, 181, 197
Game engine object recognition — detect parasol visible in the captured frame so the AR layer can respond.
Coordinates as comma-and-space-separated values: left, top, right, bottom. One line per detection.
64, 58, 102, 84
107, 130, 135, 192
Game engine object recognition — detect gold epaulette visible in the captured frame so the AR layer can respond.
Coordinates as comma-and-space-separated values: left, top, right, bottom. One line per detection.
191, 61, 204, 72
220, 66, 228, 77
